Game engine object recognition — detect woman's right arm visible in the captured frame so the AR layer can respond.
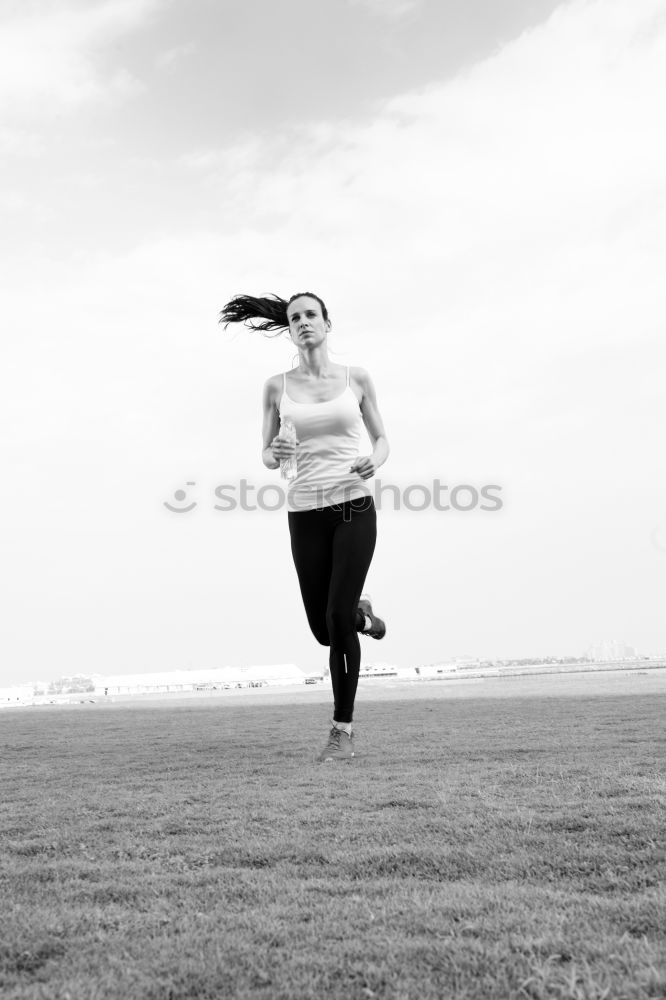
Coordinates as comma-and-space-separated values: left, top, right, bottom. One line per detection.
261, 377, 299, 470
262, 378, 280, 469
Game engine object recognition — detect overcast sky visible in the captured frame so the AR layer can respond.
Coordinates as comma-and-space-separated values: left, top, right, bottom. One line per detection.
2, 0, 665, 687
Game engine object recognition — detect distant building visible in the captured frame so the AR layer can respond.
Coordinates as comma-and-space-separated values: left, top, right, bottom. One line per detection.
359, 662, 399, 678
415, 661, 459, 678
585, 640, 638, 661
95, 664, 306, 695
453, 657, 483, 670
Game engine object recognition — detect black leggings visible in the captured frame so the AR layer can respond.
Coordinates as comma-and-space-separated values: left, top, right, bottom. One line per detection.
287, 496, 377, 723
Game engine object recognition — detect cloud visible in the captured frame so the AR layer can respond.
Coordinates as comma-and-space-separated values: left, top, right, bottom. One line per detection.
347, 0, 423, 21
5, 0, 666, 483
176, 0, 666, 375
155, 40, 196, 70
129, 0, 666, 504
0, 0, 162, 114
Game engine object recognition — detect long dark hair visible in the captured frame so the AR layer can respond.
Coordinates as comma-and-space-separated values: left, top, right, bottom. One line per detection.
219, 292, 330, 337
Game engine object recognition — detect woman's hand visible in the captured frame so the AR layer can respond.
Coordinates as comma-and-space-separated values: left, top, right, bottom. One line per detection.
350, 455, 377, 480
270, 435, 299, 462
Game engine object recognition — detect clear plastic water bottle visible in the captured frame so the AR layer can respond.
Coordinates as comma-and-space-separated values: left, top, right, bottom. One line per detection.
279, 417, 298, 481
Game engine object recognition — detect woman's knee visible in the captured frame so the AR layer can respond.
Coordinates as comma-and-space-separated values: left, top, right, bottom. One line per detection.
326, 606, 355, 645
308, 618, 330, 646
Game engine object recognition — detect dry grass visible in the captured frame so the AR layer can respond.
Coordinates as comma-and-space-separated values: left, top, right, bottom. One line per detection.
1, 691, 665, 999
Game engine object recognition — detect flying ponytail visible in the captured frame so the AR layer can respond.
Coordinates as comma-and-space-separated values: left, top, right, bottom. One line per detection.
219, 291, 330, 337
219, 294, 289, 336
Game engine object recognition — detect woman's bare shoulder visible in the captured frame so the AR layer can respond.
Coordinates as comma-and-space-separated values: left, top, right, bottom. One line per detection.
349, 366, 370, 404
263, 371, 285, 389
262, 372, 284, 404
349, 365, 371, 387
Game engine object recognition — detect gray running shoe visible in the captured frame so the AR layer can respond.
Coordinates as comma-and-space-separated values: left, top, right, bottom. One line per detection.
358, 595, 386, 640
316, 725, 355, 763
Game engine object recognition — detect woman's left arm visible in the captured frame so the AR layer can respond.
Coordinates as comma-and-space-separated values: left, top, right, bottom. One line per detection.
350, 368, 390, 479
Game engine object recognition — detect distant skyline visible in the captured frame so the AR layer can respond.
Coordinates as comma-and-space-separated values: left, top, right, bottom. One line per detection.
2, 0, 665, 686
3, 639, 664, 696
4, 642, 665, 700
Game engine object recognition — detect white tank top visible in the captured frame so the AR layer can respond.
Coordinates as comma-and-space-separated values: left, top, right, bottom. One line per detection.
279, 366, 371, 512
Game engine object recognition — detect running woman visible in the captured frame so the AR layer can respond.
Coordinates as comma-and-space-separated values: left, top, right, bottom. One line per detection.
219, 292, 390, 762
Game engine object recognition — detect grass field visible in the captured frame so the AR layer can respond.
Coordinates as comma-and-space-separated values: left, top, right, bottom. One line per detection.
1, 683, 665, 999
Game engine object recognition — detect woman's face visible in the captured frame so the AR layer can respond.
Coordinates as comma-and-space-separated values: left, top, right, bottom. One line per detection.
287, 296, 331, 348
